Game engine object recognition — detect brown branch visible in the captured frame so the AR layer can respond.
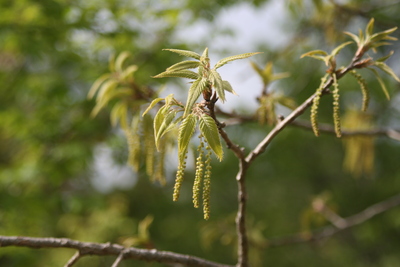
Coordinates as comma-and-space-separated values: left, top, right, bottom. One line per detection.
267, 193, 400, 247
235, 159, 249, 267
0, 236, 234, 267
290, 120, 400, 140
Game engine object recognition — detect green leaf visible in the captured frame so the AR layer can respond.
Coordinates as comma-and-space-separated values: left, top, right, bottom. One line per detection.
331, 41, 353, 56
88, 73, 111, 99
344, 31, 360, 44
178, 114, 197, 163
163, 49, 201, 60
199, 114, 223, 161
153, 70, 199, 80
201, 47, 209, 59
376, 51, 394, 62
209, 69, 225, 102
300, 50, 328, 58
142, 97, 164, 117
167, 61, 200, 71
365, 18, 374, 37
115, 51, 132, 72
184, 78, 208, 117
154, 105, 169, 139
370, 27, 398, 43
121, 65, 138, 80
155, 110, 177, 150
368, 68, 390, 100
222, 80, 237, 95
374, 61, 400, 82
214, 52, 262, 70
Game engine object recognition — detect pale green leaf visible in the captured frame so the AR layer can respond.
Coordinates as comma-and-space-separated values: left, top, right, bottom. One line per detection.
115, 51, 132, 72
331, 41, 353, 56
88, 73, 111, 99
222, 80, 237, 95
201, 47, 209, 59
366, 18, 374, 37
270, 72, 290, 82
368, 68, 390, 100
300, 50, 328, 58
120, 65, 138, 80
209, 69, 225, 102
155, 110, 177, 150
167, 61, 200, 72
184, 78, 208, 117
95, 79, 119, 103
199, 114, 223, 161
214, 52, 262, 70
142, 97, 164, 117
344, 31, 360, 44
370, 27, 398, 42
376, 51, 394, 62
163, 49, 201, 60
153, 70, 199, 80
374, 61, 400, 82
154, 105, 168, 138
178, 114, 198, 163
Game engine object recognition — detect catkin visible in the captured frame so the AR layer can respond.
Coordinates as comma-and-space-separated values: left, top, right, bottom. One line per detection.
193, 136, 205, 208
350, 70, 369, 112
332, 73, 341, 138
311, 75, 328, 137
202, 147, 212, 220
173, 153, 187, 201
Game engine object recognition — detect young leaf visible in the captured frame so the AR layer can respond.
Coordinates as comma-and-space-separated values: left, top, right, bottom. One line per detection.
184, 78, 209, 117
154, 105, 169, 139
344, 31, 360, 44
376, 51, 394, 62
142, 97, 165, 117
222, 80, 237, 95
163, 49, 201, 60
115, 51, 132, 73
153, 70, 199, 80
331, 41, 353, 56
365, 18, 375, 37
155, 110, 177, 150
178, 114, 197, 163
368, 68, 390, 100
121, 65, 138, 80
199, 114, 223, 161
88, 73, 111, 99
214, 52, 261, 70
110, 101, 128, 129
209, 69, 225, 102
167, 61, 200, 72
373, 61, 400, 82
300, 50, 328, 58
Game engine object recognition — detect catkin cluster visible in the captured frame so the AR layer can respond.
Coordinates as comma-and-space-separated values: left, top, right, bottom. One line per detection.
192, 136, 213, 220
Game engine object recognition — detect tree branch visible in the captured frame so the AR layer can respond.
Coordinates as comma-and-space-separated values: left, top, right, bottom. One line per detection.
290, 120, 400, 141
64, 251, 81, 267
267, 193, 400, 247
0, 236, 234, 267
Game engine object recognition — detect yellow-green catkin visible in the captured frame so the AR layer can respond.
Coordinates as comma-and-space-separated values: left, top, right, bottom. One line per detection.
173, 153, 187, 201
125, 128, 141, 172
202, 146, 212, 220
350, 70, 369, 112
154, 139, 166, 185
193, 136, 205, 208
332, 73, 341, 138
311, 75, 328, 137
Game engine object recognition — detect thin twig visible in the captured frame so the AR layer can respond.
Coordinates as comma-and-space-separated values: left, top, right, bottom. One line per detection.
111, 250, 127, 267
64, 251, 82, 267
267, 193, 400, 247
0, 236, 233, 267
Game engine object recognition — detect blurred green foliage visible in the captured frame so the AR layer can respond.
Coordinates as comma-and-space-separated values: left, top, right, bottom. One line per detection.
1, 0, 400, 266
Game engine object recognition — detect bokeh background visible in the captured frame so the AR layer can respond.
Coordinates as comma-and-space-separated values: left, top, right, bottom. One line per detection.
1, 0, 400, 266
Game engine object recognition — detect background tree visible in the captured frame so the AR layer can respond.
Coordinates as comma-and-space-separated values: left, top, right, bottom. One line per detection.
1, 0, 400, 266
